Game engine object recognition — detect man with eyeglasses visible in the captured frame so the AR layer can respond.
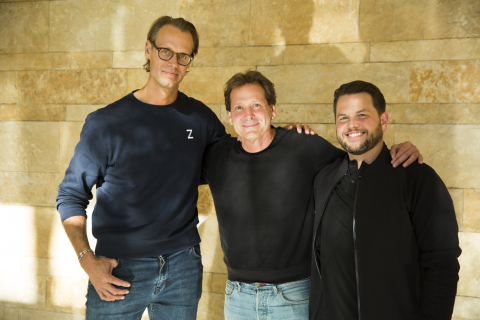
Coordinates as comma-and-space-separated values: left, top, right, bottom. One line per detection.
56, 16, 226, 319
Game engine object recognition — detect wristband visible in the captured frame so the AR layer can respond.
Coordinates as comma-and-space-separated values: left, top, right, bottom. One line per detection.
78, 249, 93, 262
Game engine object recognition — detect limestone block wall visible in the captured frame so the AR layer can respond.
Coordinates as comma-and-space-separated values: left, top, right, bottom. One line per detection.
0, 0, 479, 319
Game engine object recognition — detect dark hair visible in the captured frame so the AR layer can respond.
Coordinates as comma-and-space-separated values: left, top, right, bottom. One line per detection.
224, 71, 276, 111
143, 16, 199, 72
333, 80, 386, 118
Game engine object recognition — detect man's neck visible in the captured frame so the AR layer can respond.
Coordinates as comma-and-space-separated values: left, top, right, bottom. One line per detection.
241, 128, 276, 153
134, 76, 179, 106
348, 140, 384, 169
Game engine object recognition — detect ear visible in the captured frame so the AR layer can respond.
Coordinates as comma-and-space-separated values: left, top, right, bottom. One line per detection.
381, 112, 389, 132
271, 105, 276, 119
145, 40, 152, 59
228, 111, 233, 126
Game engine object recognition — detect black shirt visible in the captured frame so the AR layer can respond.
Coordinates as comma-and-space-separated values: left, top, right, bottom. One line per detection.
318, 159, 368, 319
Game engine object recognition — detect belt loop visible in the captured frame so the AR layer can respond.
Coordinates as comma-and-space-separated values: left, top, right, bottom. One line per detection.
273, 285, 278, 294
237, 283, 241, 291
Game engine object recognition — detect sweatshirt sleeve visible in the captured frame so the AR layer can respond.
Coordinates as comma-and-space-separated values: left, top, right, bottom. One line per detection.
306, 134, 346, 172
206, 108, 227, 147
408, 164, 461, 319
56, 112, 108, 222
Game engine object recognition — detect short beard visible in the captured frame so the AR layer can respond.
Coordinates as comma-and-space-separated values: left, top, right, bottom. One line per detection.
337, 122, 383, 156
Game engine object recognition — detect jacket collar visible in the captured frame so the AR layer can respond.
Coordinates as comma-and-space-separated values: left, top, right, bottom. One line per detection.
339, 143, 391, 177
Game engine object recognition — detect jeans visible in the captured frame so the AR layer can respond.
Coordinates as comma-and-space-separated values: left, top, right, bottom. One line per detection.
85, 245, 203, 320
224, 277, 310, 320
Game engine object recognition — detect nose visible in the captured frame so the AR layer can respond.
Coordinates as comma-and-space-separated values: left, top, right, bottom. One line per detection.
244, 106, 254, 119
347, 118, 360, 129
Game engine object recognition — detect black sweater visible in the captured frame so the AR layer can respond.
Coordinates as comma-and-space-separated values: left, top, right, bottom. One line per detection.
201, 128, 345, 284
311, 144, 461, 320
57, 91, 226, 258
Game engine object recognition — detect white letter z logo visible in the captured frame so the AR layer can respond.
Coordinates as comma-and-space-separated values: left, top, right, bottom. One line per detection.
187, 129, 194, 139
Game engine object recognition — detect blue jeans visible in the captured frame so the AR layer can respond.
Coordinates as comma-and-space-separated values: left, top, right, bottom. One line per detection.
85, 245, 203, 320
224, 277, 310, 320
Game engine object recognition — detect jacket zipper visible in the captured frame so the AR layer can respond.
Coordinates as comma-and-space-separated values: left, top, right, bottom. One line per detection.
313, 173, 346, 279
353, 175, 362, 320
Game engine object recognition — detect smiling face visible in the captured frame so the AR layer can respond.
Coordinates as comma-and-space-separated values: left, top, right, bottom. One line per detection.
145, 24, 193, 92
228, 83, 276, 144
335, 92, 388, 156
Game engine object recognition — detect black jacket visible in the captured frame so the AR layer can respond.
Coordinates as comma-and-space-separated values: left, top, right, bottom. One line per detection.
310, 144, 461, 320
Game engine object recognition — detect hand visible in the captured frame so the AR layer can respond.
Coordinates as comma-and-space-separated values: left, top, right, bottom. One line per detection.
81, 254, 131, 301
283, 122, 315, 135
390, 141, 423, 168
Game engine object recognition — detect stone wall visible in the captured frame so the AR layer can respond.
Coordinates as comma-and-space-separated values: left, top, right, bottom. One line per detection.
1, 0, 479, 319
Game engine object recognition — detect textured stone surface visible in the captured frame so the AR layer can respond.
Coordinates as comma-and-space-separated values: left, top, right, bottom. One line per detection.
410, 60, 480, 103
127, 69, 149, 92
0, 52, 112, 71
0, 172, 62, 207
212, 273, 228, 294
371, 38, 480, 62
66, 105, 105, 122
394, 124, 480, 189
181, 0, 250, 47
203, 272, 212, 292
0, 2, 49, 53
453, 296, 480, 319
113, 51, 145, 69
18, 70, 128, 104
251, 0, 360, 45
59, 122, 85, 174
273, 104, 334, 124
18, 309, 85, 320
285, 43, 369, 65
46, 277, 87, 314
0, 307, 18, 320
0, 274, 46, 308
449, 189, 464, 232
457, 232, 480, 298
21, 257, 87, 279
0, 122, 59, 172
0, 255, 21, 274
197, 292, 224, 320
198, 185, 216, 216
0, 105, 66, 121
198, 217, 227, 274
195, 46, 284, 67
388, 103, 480, 124
258, 63, 410, 104
360, 0, 480, 42
0, 71, 17, 104
181, 66, 254, 104
50, 0, 180, 52
464, 189, 480, 233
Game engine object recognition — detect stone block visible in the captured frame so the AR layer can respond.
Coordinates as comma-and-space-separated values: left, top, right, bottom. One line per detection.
59, 122, 85, 174
0, 172, 62, 207
195, 46, 284, 67
0, 273, 46, 308
206, 104, 222, 121
453, 296, 480, 319
127, 69, 149, 92
284, 43, 369, 65
21, 257, 88, 279
410, 60, 480, 103
203, 272, 213, 292
198, 217, 227, 274
212, 273, 228, 294
0, 52, 112, 71
0, 307, 18, 320
448, 189, 464, 232
66, 105, 105, 122
49, 0, 180, 52
0, 122, 59, 172
181, 66, 254, 104
113, 51, 145, 69
360, 0, 480, 42
371, 38, 480, 62
181, 0, 250, 47
251, 0, 360, 45
46, 277, 88, 314
258, 63, 410, 104
0, 104, 66, 121
198, 185, 216, 216
0, 2, 49, 53
457, 232, 480, 298
273, 104, 334, 124
0, 206, 59, 258
394, 124, 480, 189
464, 189, 480, 233
0, 71, 17, 104
18, 69, 128, 105
18, 309, 85, 320
197, 292, 224, 320
388, 103, 480, 125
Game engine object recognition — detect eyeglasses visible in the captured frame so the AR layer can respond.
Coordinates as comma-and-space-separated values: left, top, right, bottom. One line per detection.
150, 41, 194, 66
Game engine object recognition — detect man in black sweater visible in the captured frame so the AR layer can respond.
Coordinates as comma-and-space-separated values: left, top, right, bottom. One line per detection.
310, 81, 461, 320
201, 71, 422, 320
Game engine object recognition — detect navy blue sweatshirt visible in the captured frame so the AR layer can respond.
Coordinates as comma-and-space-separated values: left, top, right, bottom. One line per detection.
56, 91, 226, 258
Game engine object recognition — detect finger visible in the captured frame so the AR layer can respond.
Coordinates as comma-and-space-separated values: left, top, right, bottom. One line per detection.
303, 125, 311, 135
295, 123, 302, 133
390, 144, 400, 159
110, 275, 131, 288
391, 150, 411, 168
97, 287, 123, 301
418, 154, 424, 164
